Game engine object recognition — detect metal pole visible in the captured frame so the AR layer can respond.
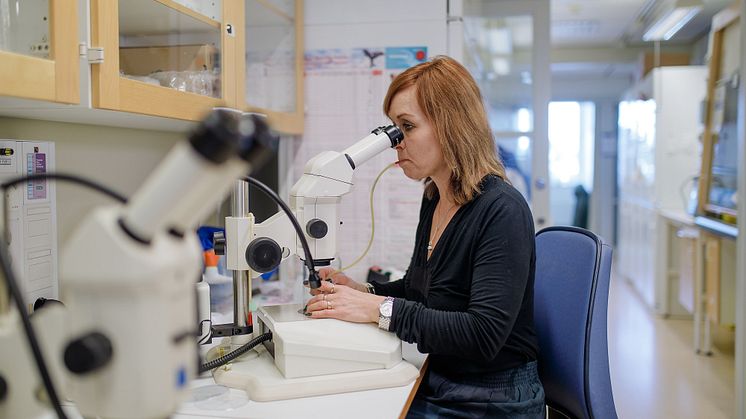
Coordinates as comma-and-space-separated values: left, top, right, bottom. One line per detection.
232, 179, 251, 329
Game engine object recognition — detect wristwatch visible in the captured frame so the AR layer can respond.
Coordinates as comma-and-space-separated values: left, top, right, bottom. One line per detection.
378, 297, 394, 331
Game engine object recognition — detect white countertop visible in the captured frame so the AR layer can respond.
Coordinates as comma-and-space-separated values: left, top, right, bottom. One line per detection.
174, 343, 427, 419
60, 343, 426, 419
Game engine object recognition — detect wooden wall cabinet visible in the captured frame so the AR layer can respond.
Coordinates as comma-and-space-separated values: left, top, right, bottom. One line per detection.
89, 0, 303, 131
0, 0, 79, 104
90, 0, 234, 121
0, 0, 304, 134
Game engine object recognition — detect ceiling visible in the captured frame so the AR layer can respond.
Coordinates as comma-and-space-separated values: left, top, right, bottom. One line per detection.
551, 0, 732, 47
464, 0, 733, 85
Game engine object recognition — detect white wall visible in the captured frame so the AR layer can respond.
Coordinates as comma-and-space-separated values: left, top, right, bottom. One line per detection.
0, 117, 182, 244
289, 0, 450, 280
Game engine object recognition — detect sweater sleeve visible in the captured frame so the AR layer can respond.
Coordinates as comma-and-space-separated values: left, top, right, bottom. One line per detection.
389, 197, 534, 362
370, 274, 406, 297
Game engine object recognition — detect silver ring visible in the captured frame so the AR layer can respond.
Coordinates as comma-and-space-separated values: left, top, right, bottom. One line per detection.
331, 283, 335, 294
323, 294, 327, 301
326, 300, 332, 310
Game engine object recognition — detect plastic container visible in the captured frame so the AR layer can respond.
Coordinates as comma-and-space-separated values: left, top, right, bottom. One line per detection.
203, 250, 233, 317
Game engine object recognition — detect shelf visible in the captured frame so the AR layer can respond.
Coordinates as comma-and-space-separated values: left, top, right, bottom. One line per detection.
695, 216, 738, 239
0, 96, 195, 132
119, 0, 220, 37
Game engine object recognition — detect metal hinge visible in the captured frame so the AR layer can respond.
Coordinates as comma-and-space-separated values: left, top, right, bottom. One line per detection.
79, 43, 104, 64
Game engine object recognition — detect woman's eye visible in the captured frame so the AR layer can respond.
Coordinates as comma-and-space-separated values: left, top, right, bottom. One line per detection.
402, 123, 414, 131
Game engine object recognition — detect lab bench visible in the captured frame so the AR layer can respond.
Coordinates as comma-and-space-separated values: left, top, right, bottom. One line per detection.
658, 209, 737, 356
60, 343, 427, 419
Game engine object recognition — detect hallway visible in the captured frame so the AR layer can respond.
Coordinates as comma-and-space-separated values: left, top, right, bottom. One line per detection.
608, 274, 735, 418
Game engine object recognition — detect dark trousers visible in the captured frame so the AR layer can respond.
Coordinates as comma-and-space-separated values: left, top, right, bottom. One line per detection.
406, 361, 545, 419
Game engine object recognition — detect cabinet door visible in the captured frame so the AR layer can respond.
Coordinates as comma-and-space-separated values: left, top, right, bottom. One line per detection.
0, 0, 78, 103
91, 0, 239, 121
239, 0, 304, 134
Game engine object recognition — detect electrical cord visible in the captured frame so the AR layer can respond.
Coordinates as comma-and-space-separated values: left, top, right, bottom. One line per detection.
197, 319, 212, 345
199, 332, 272, 373
335, 161, 396, 274
0, 173, 127, 419
1, 173, 128, 203
242, 176, 322, 288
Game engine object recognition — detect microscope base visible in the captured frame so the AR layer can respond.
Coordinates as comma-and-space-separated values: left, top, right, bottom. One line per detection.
212, 346, 419, 401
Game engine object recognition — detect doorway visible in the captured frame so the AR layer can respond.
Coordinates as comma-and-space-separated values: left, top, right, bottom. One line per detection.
548, 101, 595, 227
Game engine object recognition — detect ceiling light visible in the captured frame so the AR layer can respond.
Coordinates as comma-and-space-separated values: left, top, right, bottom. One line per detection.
643, 6, 701, 41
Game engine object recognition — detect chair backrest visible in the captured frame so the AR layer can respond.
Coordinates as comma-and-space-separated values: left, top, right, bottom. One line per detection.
534, 226, 617, 419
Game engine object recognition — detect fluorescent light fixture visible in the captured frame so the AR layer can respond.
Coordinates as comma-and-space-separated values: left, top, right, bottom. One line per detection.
643, 6, 702, 41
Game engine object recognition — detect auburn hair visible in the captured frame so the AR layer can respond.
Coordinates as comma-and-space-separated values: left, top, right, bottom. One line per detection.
383, 56, 506, 205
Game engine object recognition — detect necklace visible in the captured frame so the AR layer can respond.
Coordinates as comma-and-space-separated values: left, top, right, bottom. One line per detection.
427, 201, 457, 253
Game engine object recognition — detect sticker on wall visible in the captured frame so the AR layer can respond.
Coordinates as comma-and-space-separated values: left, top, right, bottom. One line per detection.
385, 47, 427, 70
27, 152, 47, 200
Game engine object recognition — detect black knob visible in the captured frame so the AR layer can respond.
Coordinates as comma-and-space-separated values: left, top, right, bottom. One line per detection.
0, 375, 7, 401
189, 109, 243, 164
246, 237, 282, 273
64, 332, 113, 375
306, 219, 328, 239
213, 231, 226, 256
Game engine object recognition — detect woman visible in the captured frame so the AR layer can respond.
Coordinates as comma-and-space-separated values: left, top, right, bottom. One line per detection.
306, 56, 544, 418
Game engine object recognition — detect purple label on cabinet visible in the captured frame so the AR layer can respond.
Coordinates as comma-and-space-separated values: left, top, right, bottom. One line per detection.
27, 153, 46, 200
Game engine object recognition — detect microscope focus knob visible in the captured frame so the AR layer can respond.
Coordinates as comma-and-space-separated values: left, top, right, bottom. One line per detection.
246, 237, 282, 273
64, 332, 113, 375
306, 219, 328, 239
213, 231, 226, 256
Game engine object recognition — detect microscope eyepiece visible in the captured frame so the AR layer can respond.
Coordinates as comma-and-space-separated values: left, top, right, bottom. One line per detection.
372, 125, 404, 147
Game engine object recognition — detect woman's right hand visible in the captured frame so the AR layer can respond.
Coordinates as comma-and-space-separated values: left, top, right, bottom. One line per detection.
309, 267, 367, 295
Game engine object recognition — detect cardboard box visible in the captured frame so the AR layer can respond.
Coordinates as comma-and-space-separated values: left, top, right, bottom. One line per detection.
636, 52, 691, 80
119, 44, 218, 76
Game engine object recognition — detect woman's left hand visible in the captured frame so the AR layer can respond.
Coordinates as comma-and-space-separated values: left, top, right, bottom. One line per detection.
306, 280, 385, 323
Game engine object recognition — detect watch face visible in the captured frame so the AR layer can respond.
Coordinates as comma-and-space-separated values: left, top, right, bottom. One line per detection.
381, 300, 393, 317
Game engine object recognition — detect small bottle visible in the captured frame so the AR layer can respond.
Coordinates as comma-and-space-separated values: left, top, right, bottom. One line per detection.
203, 250, 233, 320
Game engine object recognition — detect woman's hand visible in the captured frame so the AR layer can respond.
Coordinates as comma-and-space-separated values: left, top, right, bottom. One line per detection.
309, 267, 367, 295
306, 280, 385, 323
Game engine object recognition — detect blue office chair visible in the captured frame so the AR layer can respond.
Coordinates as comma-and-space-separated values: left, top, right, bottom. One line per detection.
534, 226, 617, 419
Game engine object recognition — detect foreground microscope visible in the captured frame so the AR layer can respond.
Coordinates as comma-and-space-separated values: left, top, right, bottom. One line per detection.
0, 108, 274, 418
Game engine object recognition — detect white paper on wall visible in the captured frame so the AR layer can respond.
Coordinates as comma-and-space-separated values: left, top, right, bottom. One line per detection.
297, 47, 428, 281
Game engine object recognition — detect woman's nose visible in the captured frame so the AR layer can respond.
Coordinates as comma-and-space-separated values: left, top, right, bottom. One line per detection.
395, 137, 405, 150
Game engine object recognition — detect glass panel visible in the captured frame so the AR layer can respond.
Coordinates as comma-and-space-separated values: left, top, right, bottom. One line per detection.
497, 136, 532, 201
706, 78, 739, 223
618, 99, 656, 202
463, 15, 534, 132
0, 0, 51, 58
245, 0, 297, 113
548, 101, 595, 227
118, 0, 222, 98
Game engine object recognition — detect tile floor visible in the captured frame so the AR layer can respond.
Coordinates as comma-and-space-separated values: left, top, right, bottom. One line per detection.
608, 274, 735, 418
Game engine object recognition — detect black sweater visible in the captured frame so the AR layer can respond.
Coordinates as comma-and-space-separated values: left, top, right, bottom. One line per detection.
373, 175, 538, 378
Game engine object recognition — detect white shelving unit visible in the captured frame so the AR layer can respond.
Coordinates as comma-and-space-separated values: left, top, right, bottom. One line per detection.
617, 66, 707, 315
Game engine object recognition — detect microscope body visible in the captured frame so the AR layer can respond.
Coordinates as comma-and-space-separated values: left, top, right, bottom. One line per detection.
61, 207, 201, 418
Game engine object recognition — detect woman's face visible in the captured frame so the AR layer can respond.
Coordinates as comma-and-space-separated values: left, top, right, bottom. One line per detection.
388, 86, 448, 182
